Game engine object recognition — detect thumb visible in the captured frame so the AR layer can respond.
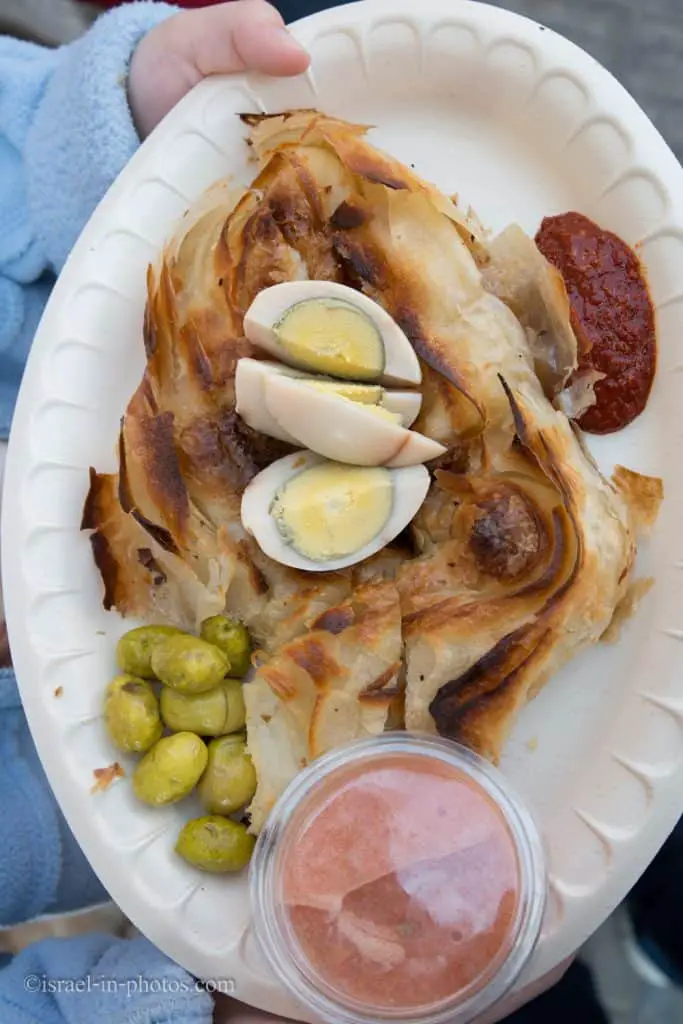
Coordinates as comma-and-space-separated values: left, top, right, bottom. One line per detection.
129, 1, 309, 137
185, 0, 310, 78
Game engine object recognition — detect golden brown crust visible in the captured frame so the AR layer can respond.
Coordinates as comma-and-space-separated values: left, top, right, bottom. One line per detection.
83, 470, 158, 616
613, 465, 663, 535
84, 108, 662, 800
91, 762, 124, 794
244, 581, 402, 832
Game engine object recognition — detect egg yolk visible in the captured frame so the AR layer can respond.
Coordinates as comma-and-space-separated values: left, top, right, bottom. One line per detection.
303, 381, 382, 404
362, 406, 403, 424
270, 463, 393, 562
275, 299, 385, 381
301, 381, 402, 424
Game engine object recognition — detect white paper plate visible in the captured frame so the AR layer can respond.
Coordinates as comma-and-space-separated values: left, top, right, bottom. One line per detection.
4, 0, 683, 1017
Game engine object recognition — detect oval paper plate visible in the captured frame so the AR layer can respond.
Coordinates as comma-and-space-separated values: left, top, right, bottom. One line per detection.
4, 1, 683, 1018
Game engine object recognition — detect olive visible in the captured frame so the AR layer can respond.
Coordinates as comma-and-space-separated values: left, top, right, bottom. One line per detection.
200, 616, 252, 678
104, 675, 162, 754
116, 625, 184, 679
160, 679, 246, 736
132, 732, 208, 806
175, 816, 255, 873
198, 735, 257, 815
150, 634, 228, 694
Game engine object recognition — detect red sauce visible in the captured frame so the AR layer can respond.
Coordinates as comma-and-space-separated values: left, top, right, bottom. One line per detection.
280, 754, 520, 1012
535, 212, 656, 434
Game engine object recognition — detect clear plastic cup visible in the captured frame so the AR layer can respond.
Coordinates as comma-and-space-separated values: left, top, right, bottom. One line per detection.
250, 733, 546, 1024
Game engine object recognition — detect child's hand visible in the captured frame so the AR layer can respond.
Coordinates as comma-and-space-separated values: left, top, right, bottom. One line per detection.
128, 0, 310, 138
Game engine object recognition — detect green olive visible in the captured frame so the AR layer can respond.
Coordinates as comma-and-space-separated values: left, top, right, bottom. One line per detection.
132, 732, 208, 806
175, 815, 255, 873
198, 735, 256, 815
200, 616, 252, 678
116, 625, 184, 679
150, 635, 228, 695
160, 679, 246, 736
103, 674, 162, 754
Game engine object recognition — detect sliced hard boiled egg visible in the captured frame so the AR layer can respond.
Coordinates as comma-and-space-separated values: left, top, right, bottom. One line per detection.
241, 451, 430, 572
243, 281, 421, 386
300, 382, 422, 427
378, 391, 422, 427
300, 379, 384, 404
235, 358, 300, 443
236, 359, 423, 445
303, 379, 422, 424
263, 374, 444, 467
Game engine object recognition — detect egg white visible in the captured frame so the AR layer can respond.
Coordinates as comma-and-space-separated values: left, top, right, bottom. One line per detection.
263, 375, 444, 467
243, 281, 422, 386
241, 451, 430, 572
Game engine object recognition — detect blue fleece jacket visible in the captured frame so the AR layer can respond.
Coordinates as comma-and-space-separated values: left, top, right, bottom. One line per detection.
0, 4, 213, 1022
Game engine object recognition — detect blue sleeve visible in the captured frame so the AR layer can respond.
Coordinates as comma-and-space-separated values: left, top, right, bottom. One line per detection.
0, 10, 214, 1019
0, 0, 184, 933
0, 1, 177, 438
0, 671, 109, 927
0, 934, 213, 1024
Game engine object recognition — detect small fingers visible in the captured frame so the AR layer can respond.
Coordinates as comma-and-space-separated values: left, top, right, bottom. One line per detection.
129, 1, 310, 137
184, 0, 310, 78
